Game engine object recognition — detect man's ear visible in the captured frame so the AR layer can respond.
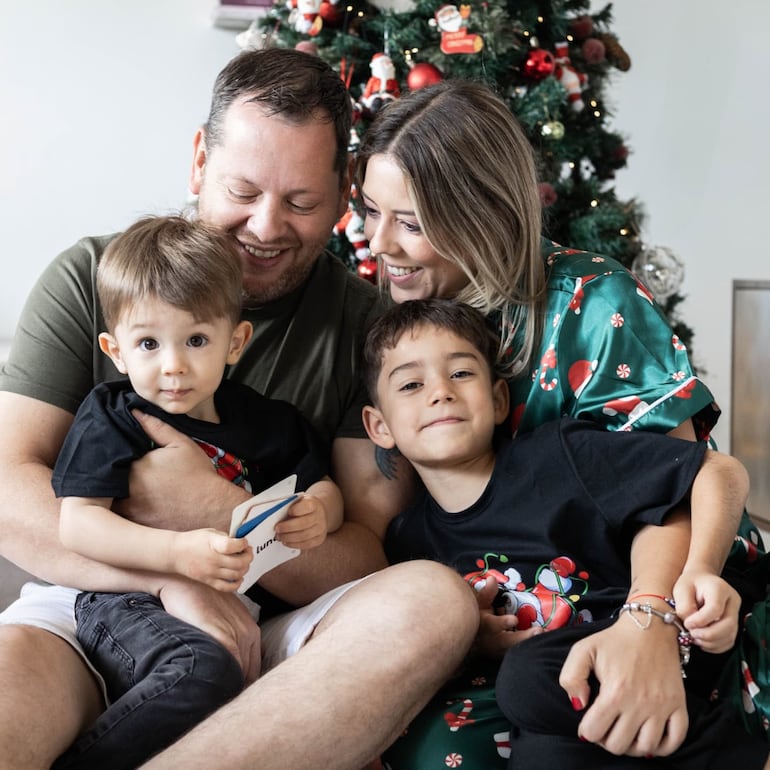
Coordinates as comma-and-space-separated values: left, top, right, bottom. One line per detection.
98, 332, 127, 374
492, 378, 510, 425
362, 404, 396, 450
189, 127, 207, 196
227, 321, 253, 365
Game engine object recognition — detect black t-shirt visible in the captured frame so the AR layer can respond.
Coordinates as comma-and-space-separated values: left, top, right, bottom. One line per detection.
385, 418, 707, 627
52, 378, 328, 500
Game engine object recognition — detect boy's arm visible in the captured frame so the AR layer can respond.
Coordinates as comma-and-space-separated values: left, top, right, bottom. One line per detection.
0, 393, 159, 591
59, 496, 252, 592
672, 449, 746, 649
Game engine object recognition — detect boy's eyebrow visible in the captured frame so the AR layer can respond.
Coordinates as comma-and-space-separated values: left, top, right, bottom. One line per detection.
386, 350, 482, 381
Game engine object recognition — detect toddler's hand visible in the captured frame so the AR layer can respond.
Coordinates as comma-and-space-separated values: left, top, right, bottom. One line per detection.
672, 571, 740, 653
472, 578, 543, 659
173, 529, 252, 592
273, 494, 327, 550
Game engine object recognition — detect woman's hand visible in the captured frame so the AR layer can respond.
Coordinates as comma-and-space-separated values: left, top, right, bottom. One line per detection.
559, 614, 688, 758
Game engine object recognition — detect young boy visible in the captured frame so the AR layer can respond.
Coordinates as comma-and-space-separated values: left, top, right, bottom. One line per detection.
52, 215, 343, 770
361, 298, 768, 768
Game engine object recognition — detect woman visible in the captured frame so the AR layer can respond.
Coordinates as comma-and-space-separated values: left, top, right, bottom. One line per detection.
355, 79, 765, 768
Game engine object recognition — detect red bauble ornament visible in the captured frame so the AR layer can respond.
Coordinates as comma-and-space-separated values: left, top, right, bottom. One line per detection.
569, 15, 594, 41
407, 62, 444, 90
522, 48, 555, 80
294, 40, 319, 56
356, 257, 378, 283
538, 182, 558, 208
318, 0, 342, 27
581, 37, 606, 64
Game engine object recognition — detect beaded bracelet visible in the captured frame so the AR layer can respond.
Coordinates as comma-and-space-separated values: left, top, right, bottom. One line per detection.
618, 601, 692, 678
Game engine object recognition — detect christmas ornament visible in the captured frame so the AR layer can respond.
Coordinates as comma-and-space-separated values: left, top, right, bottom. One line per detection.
522, 48, 555, 80
538, 182, 558, 207
540, 120, 565, 140
335, 200, 370, 262
631, 246, 684, 301
318, 0, 342, 26
554, 41, 586, 112
597, 32, 631, 71
236, 20, 271, 50
407, 62, 443, 90
568, 15, 594, 41
294, 40, 319, 56
581, 37, 606, 65
433, 4, 484, 55
356, 256, 378, 283
287, 0, 324, 36
360, 52, 401, 113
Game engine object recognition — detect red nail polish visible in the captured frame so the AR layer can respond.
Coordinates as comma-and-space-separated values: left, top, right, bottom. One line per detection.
578, 735, 587, 743
571, 696, 583, 711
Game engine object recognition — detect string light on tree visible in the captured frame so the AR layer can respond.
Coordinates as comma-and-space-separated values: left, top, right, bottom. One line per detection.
249, 0, 696, 353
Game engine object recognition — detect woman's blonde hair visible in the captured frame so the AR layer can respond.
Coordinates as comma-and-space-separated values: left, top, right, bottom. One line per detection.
355, 79, 547, 376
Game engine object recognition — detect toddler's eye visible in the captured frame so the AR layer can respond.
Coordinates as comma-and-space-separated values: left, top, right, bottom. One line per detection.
188, 335, 207, 348
398, 381, 422, 392
139, 338, 158, 351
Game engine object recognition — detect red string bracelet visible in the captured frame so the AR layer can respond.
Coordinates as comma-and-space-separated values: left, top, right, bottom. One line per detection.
628, 593, 675, 608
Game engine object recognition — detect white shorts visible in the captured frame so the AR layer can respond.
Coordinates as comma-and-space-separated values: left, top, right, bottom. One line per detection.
0, 578, 366, 688
0, 582, 109, 700
259, 578, 364, 671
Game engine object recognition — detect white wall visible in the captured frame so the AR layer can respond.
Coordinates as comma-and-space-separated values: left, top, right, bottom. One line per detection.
0, 0, 239, 351
593, 0, 770, 450
2, 1, 767, 451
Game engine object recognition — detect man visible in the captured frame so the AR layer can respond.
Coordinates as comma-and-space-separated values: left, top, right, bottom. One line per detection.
0, 48, 478, 770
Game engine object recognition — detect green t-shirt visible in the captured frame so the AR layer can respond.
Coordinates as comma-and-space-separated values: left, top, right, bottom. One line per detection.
0, 234, 384, 448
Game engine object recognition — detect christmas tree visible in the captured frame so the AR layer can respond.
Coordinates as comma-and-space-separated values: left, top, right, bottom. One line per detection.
242, 0, 693, 348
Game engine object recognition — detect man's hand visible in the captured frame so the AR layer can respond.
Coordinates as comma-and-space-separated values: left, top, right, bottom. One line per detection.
472, 578, 543, 659
171, 530, 253, 591
559, 616, 688, 758
158, 578, 261, 683
116, 411, 249, 532
673, 570, 740, 653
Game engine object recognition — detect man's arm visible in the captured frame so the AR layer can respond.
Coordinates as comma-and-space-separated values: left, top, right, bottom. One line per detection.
255, 437, 405, 604
124, 419, 395, 605
0, 392, 159, 591
0, 392, 261, 674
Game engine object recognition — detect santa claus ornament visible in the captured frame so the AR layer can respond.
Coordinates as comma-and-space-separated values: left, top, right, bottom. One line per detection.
287, 0, 324, 35
360, 52, 401, 113
432, 4, 484, 55
553, 41, 586, 111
